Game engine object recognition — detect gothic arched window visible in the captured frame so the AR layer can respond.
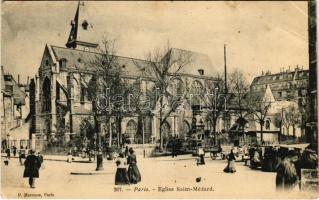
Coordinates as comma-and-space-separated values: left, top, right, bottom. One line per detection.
59, 58, 67, 68
191, 80, 203, 95
169, 78, 183, 97
42, 77, 51, 112
126, 120, 137, 141
265, 120, 270, 130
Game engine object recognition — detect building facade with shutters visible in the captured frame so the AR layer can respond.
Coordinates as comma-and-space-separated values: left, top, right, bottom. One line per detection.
1, 66, 30, 150
250, 67, 309, 138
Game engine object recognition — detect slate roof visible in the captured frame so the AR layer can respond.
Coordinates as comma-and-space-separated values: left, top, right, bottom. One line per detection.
251, 69, 309, 85
51, 46, 152, 77
165, 48, 217, 77
50, 46, 218, 79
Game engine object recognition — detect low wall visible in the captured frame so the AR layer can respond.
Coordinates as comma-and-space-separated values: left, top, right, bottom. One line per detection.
125, 144, 156, 157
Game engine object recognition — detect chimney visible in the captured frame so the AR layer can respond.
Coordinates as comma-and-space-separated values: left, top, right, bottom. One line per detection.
27, 76, 29, 85
18, 74, 20, 85
198, 69, 204, 75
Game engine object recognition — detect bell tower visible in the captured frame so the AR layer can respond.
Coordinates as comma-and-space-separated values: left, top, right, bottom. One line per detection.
66, 1, 98, 51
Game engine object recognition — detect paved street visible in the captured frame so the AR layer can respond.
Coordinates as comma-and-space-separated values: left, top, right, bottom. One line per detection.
1, 155, 317, 199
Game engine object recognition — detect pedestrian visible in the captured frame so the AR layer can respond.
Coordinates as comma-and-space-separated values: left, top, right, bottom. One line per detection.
12, 146, 17, 157
171, 138, 176, 158
250, 148, 261, 169
173, 137, 180, 157
19, 146, 26, 165
67, 150, 72, 163
196, 145, 205, 165
124, 146, 129, 158
127, 148, 141, 184
73, 146, 78, 156
4, 156, 9, 166
82, 147, 86, 158
276, 150, 299, 191
115, 153, 130, 185
5, 148, 11, 159
18, 147, 22, 165
224, 149, 236, 173
37, 152, 44, 169
262, 147, 273, 172
23, 149, 41, 188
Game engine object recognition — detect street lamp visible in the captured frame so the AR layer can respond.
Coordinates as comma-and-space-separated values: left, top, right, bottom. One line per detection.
213, 87, 219, 145
93, 98, 103, 171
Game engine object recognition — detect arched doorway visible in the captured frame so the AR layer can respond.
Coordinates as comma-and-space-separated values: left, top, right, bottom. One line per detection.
79, 119, 95, 149
42, 77, 51, 112
126, 120, 137, 143
182, 120, 190, 137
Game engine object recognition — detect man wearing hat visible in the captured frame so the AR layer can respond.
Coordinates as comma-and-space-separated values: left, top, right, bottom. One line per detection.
23, 149, 42, 188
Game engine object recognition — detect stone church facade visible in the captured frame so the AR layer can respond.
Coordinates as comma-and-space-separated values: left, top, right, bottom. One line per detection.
29, 2, 223, 150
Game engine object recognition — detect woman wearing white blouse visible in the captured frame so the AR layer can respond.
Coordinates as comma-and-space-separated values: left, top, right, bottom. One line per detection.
115, 153, 129, 185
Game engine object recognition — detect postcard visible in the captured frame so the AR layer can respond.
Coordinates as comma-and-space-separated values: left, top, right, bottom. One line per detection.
1, 1, 318, 199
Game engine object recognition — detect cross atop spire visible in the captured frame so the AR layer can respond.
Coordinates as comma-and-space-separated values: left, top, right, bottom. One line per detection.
65, 1, 98, 51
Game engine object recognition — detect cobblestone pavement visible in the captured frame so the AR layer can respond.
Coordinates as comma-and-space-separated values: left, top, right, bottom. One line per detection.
1, 154, 317, 199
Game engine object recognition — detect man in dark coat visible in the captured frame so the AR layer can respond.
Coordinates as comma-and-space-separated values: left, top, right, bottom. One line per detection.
5, 148, 10, 159
171, 138, 177, 158
12, 146, 17, 157
23, 150, 41, 188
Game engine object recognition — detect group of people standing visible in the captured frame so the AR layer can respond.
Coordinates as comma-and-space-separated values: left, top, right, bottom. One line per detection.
115, 147, 141, 185
275, 148, 318, 191
224, 145, 318, 191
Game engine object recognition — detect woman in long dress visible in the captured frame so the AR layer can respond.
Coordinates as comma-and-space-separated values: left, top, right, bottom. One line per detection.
224, 149, 236, 173
127, 148, 141, 184
115, 153, 130, 185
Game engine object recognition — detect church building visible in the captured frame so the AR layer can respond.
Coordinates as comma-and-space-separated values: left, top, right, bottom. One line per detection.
29, 2, 223, 150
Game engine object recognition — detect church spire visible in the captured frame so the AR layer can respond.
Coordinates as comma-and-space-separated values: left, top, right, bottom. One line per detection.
65, 1, 98, 51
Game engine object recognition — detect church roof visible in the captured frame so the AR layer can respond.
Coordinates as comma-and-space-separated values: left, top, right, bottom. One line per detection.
61, 2, 218, 79
49, 45, 218, 79
164, 48, 217, 77
51, 45, 152, 77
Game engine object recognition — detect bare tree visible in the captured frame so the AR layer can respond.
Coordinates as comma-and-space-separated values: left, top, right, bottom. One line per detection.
282, 104, 301, 139
246, 91, 272, 144
88, 38, 128, 152
228, 69, 250, 142
202, 77, 228, 144
133, 42, 192, 150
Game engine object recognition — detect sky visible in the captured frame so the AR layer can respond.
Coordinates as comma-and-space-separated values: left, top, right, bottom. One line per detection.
2, 1, 309, 84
